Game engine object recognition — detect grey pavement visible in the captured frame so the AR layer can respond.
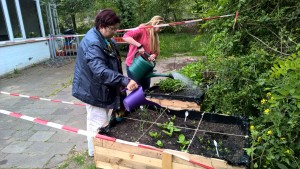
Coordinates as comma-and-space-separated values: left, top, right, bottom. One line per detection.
0, 56, 198, 168
0, 60, 86, 169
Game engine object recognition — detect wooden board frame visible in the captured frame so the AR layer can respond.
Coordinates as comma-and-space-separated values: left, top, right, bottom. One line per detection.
93, 138, 245, 169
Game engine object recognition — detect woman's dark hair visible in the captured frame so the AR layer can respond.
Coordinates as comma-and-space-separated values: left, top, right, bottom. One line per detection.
94, 9, 121, 28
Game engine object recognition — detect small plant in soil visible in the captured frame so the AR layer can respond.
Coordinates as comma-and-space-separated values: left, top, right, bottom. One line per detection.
197, 136, 233, 158
149, 131, 161, 139
170, 115, 176, 121
157, 121, 181, 137
157, 78, 186, 93
156, 140, 163, 147
139, 106, 151, 132
198, 136, 204, 143
177, 134, 190, 152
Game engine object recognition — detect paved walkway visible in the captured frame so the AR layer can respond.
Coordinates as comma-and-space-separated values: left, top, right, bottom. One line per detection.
0, 56, 198, 168
0, 60, 86, 168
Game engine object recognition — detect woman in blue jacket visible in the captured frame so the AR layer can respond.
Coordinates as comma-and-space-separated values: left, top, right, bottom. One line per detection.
72, 9, 138, 157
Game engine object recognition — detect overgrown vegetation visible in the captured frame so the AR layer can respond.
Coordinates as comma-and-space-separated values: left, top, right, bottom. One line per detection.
190, 0, 300, 168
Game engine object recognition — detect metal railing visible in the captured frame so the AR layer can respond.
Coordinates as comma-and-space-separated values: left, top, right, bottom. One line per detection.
48, 34, 81, 66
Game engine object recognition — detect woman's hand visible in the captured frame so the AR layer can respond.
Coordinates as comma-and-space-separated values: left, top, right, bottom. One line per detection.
149, 54, 156, 61
138, 47, 145, 54
126, 80, 138, 91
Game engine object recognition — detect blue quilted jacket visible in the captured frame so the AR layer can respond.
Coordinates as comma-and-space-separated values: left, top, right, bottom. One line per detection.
72, 27, 130, 109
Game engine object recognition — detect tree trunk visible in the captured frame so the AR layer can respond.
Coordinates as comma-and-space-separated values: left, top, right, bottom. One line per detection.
173, 11, 177, 21
71, 14, 77, 31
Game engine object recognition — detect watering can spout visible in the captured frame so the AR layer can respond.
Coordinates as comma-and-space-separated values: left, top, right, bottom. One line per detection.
145, 72, 174, 79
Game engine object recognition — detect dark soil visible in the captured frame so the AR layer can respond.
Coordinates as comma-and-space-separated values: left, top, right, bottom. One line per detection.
108, 107, 249, 167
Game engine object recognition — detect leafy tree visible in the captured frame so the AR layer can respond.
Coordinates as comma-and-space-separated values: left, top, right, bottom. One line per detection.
56, 0, 93, 31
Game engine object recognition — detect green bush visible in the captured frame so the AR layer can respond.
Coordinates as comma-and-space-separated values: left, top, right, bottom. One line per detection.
247, 51, 300, 169
202, 50, 274, 116
157, 79, 186, 93
178, 61, 205, 86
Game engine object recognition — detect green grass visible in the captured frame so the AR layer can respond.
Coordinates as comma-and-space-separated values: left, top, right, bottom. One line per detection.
159, 33, 204, 58
56, 150, 96, 169
73, 153, 85, 166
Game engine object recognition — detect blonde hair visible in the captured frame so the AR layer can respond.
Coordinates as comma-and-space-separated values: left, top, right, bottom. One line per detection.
142, 16, 165, 54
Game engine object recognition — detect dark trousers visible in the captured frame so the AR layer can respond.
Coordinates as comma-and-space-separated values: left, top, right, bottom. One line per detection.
126, 65, 151, 90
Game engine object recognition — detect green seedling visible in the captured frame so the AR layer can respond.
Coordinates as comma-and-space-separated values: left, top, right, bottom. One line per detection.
156, 140, 163, 147
170, 115, 176, 122
177, 134, 190, 152
149, 131, 161, 139
198, 136, 204, 143
158, 121, 181, 137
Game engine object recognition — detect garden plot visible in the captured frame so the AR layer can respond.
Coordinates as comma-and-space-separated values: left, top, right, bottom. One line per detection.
94, 107, 249, 169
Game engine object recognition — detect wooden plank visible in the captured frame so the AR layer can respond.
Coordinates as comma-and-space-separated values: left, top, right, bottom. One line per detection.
172, 162, 203, 169
147, 98, 201, 111
165, 149, 213, 167
95, 154, 159, 169
95, 146, 163, 168
99, 139, 162, 159
95, 161, 131, 169
165, 149, 245, 169
162, 153, 172, 169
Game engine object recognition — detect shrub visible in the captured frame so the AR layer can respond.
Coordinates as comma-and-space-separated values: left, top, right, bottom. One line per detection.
246, 51, 300, 168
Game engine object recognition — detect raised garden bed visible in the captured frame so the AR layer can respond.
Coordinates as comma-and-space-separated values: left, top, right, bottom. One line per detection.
93, 107, 249, 169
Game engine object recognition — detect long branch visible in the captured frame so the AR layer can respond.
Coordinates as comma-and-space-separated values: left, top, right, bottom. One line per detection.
246, 32, 290, 56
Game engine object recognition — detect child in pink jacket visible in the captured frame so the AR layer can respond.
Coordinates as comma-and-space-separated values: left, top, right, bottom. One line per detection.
123, 16, 165, 90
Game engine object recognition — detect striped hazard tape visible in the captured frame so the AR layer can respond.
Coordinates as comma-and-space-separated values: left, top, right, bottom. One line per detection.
0, 12, 238, 46
0, 109, 214, 169
117, 12, 238, 32
0, 91, 86, 106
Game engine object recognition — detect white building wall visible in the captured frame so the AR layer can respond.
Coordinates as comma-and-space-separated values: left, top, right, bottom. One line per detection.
0, 41, 50, 77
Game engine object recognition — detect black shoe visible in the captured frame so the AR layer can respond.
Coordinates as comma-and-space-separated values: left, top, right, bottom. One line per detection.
109, 118, 119, 128
97, 125, 110, 134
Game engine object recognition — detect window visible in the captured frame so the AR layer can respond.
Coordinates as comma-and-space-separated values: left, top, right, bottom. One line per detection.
6, 0, 22, 38
0, 1, 9, 41
19, 0, 42, 38
0, 0, 44, 42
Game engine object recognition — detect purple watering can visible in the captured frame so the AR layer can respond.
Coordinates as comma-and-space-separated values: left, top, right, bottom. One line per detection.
123, 86, 161, 112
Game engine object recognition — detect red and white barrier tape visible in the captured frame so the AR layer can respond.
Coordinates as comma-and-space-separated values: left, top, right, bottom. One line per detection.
0, 109, 214, 169
0, 35, 85, 46
0, 91, 86, 106
0, 12, 238, 46
117, 12, 238, 32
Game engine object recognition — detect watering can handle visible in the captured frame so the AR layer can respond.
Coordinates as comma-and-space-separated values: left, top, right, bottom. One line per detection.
121, 88, 128, 92
121, 85, 141, 92
134, 51, 156, 65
